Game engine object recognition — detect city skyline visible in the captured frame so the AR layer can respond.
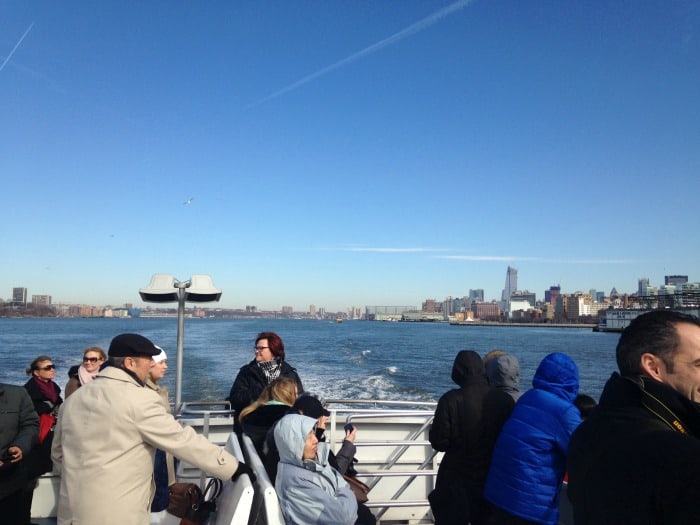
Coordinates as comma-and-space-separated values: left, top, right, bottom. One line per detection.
5, 269, 694, 313
2, 2, 698, 312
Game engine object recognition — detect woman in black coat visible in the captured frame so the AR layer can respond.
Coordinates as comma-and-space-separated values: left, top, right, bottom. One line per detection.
227, 332, 303, 432
23, 355, 63, 478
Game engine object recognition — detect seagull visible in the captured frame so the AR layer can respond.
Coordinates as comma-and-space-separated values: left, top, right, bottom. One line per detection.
183, 197, 194, 205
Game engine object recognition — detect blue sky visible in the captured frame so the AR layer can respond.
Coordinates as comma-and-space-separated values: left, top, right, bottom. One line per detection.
2, 1, 698, 311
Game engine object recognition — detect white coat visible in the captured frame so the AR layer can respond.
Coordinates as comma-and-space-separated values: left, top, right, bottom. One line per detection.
52, 365, 238, 524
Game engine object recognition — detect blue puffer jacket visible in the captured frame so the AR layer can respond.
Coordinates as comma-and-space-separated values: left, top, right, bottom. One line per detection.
484, 352, 581, 525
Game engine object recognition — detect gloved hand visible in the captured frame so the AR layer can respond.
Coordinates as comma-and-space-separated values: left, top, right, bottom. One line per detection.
232, 461, 256, 484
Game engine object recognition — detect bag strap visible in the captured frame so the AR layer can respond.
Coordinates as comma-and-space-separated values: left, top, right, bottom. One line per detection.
202, 478, 223, 502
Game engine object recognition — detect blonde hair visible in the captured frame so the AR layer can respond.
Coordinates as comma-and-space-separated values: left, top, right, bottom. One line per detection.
83, 346, 106, 361
239, 377, 298, 422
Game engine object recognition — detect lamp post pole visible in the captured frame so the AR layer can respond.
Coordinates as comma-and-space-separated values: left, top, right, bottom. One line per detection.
174, 280, 190, 412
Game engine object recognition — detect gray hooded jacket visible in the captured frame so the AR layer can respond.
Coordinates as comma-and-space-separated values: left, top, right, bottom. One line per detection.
274, 414, 357, 525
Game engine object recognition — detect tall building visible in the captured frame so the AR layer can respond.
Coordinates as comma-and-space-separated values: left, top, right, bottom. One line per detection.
12, 287, 27, 307
637, 277, 650, 296
309, 304, 316, 317
501, 266, 518, 302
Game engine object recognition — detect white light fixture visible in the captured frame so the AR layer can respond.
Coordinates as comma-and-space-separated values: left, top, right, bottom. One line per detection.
139, 274, 222, 409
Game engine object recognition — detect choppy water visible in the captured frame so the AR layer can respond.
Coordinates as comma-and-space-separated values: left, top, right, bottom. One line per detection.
0, 318, 619, 402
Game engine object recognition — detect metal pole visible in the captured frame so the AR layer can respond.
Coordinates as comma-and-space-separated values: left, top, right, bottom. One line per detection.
174, 282, 188, 412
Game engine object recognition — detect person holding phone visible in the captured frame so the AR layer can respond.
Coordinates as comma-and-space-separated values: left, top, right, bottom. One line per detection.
0, 382, 39, 524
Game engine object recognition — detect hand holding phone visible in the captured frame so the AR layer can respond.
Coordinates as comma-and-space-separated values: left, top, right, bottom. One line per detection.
344, 423, 354, 433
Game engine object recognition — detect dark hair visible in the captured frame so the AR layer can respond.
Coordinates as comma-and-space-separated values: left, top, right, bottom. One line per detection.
256, 331, 285, 360
26, 355, 52, 375
616, 310, 700, 376
574, 393, 597, 420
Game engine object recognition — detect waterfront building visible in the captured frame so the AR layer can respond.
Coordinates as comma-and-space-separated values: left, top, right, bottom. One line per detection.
281, 305, 293, 314
500, 266, 518, 312
473, 301, 499, 321
309, 304, 316, 317
365, 305, 415, 321
12, 287, 27, 307
511, 291, 536, 308
422, 299, 438, 312
31, 294, 52, 306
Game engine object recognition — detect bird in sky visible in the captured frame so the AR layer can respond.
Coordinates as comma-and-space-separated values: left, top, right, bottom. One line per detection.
183, 197, 194, 205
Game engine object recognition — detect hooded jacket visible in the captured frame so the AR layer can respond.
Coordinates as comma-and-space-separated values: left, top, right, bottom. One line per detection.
274, 414, 357, 525
428, 350, 514, 524
484, 352, 581, 525
0, 383, 38, 499
485, 353, 522, 401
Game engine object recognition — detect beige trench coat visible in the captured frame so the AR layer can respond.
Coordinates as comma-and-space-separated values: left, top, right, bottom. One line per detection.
52, 366, 238, 524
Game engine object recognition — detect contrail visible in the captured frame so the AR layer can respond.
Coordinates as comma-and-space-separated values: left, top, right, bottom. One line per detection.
247, 0, 473, 108
0, 22, 34, 74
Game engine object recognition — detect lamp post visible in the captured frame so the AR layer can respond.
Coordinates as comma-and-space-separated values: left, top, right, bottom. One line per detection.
139, 274, 222, 411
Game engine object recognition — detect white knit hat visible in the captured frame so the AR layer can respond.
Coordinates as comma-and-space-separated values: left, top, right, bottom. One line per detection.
152, 347, 167, 363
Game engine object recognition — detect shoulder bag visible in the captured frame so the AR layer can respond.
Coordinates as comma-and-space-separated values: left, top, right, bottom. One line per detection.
168, 479, 223, 525
343, 473, 371, 503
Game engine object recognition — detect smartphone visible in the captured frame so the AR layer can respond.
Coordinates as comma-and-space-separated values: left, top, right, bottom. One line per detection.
0, 452, 13, 462
344, 423, 354, 433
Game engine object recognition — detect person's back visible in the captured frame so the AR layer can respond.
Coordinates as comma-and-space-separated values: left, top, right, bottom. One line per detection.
567, 311, 700, 524
485, 352, 522, 401
428, 350, 514, 525
484, 352, 581, 525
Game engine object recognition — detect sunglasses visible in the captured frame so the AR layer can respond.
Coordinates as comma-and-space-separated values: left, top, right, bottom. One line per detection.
38, 365, 55, 371
83, 357, 101, 363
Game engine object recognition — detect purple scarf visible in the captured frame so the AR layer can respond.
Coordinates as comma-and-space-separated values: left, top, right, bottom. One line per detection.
32, 376, 60, 404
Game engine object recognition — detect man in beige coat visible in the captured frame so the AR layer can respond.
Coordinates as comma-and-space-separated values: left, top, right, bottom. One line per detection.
52, 333, 251, 524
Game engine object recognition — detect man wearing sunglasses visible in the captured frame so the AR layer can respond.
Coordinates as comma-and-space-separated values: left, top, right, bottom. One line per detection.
52, 333, 253, 524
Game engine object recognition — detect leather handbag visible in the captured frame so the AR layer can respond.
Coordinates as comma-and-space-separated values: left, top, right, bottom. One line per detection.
169, 479, 223, 525
38, 413, 55, 444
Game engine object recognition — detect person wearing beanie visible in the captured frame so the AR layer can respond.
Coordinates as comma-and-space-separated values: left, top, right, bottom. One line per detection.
227, 331, 304, 433
52, 333, 252, 524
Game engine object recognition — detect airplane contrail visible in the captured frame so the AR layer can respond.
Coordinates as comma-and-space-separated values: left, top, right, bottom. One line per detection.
247, 0, 474, 108
0, 22, 35, 74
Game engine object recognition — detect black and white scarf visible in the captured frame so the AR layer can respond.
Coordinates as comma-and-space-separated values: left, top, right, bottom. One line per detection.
257, 359, 282, 383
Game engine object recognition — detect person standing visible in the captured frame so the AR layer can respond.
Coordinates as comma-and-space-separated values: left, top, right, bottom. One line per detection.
0, 383, 39, 525
24, 356, 62, 477
227, 331, 303, 432
65, 347, 106, 397
484, 352, 581, 525
567, 310, 700, 524
429, 350, 515, 525
52, 333, 252, 525
144, 348, 175, 513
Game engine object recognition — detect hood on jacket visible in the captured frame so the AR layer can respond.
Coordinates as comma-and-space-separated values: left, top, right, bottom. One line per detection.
451, 350, 486, 387
532, 352, 579, 402
486, 353, 522, 400
274, 414, 317, 467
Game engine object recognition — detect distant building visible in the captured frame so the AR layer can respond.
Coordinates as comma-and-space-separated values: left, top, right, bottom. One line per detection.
32, 295, 52, 306
544, 285, 561, 305
309, 304, 316, 317
281, 306, 293, 314
473, 302, 499, 321
365, 306, 415, 321
12, 287, 27, 307
468, 289, 484, 304
638, 277, 651, 296
665, 275, 688, 286
422, 299, 438, 313
511, 291, 536, 308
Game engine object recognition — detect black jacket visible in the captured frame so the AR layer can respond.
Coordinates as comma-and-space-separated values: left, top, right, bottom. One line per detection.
227, 360, 303, 427
0, 383, 39, 499
567, 373, 700, 524
428, 351, 514, 524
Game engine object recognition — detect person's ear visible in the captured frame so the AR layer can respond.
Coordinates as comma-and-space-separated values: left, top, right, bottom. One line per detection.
640, 353, 663, 380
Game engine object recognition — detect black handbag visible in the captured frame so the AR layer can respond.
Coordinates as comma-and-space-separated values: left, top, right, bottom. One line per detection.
168, 479, 223, 525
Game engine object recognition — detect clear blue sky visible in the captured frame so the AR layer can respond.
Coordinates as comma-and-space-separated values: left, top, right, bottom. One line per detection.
2, 1, 698, 311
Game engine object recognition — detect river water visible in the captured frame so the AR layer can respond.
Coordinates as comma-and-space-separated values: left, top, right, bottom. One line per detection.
0, 318, 619, 403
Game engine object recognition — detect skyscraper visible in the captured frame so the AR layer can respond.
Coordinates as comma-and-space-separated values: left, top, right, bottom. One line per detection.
501, 266, 518, 302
